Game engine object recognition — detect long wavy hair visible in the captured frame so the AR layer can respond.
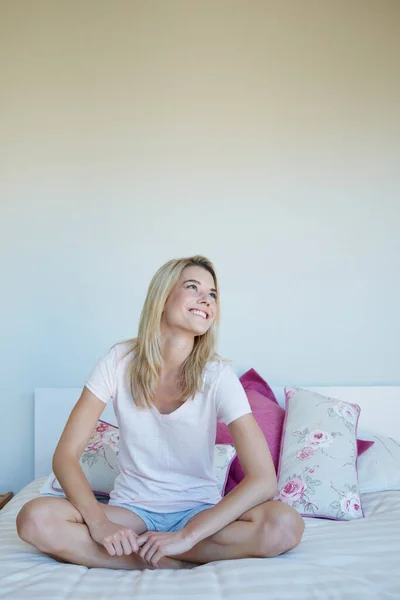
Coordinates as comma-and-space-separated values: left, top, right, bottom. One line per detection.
122, 255, 227, 408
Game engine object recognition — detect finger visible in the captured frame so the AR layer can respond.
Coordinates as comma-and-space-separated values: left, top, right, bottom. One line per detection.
147, 543, 162, 567
139, 540, 154, 563
143, 541, 158, 564
126, 530, 139, 553
138, 541, 149, 560
152, 548, 165, 568
138, 534, 154, 554
112, 537, 123, 556
137, 533, 149, 547
103, 539, 116, 556
103, 535, 117, 555
119, 531, 133, 555
147, 544, 159, 567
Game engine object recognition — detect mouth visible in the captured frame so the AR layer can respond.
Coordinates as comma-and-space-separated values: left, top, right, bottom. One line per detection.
188, 309, 209, 320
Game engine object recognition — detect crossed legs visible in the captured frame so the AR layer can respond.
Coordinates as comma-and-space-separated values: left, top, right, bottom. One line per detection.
17, 496, 304, 569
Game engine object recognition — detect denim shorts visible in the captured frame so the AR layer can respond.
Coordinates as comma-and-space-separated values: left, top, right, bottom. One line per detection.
109, 502, 214, 532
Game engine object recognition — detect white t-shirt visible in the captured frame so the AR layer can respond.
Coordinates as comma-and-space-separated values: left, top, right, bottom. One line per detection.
85, 341, 252, 512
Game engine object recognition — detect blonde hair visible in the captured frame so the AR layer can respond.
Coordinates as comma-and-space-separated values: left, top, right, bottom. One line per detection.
122, 255, 227, 408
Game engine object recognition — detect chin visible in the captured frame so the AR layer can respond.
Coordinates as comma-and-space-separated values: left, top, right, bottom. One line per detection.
180, 315, 213, 337
187, 323, 210, 337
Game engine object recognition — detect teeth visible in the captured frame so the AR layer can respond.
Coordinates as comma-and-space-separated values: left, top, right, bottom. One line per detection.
189, 309, 207, 319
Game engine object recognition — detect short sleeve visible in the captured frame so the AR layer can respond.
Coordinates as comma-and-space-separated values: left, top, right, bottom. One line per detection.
215, 365, 252, 426
84, 345, 117, 404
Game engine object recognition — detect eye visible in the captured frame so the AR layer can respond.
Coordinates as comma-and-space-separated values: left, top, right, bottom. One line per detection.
186, 284, 217, 301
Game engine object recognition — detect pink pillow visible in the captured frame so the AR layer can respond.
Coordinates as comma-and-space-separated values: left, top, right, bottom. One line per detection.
216, 389, 285, 494
239, 368, 278, 403
357, 439, 374, 455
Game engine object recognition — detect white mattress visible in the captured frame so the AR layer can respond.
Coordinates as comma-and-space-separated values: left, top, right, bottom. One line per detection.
1, 478, 399, 600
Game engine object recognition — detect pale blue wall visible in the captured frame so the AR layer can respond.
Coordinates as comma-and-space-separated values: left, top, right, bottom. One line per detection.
1, 0, 399, 493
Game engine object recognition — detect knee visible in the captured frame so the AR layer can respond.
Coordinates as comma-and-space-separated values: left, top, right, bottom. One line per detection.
16, 498, 55, 549
258, 502, 305, 558
278, 506, 305, 552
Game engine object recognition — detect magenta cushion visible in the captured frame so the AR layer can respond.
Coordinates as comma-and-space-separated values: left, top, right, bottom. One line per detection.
239, 368, 278, 403
216, 388, 285, 494
357, 439, 374, 456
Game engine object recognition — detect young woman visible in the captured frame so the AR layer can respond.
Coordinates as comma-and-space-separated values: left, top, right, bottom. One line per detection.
17, 255, 304, 570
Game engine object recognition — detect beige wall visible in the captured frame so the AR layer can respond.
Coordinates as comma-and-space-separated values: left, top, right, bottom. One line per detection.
1, 0, 399, 492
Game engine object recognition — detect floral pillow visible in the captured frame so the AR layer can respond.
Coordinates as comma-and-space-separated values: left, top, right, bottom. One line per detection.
39, 420, 119, 497
213, 444, 237, 495
276, 388, 364, 521
40, 420, 236, 498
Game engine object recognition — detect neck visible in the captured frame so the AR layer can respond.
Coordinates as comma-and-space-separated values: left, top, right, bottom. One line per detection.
159, 331, 195, 379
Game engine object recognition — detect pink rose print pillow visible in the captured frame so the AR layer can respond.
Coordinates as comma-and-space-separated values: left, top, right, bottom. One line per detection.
46, 419, 119, 497
276, 388, 364, 521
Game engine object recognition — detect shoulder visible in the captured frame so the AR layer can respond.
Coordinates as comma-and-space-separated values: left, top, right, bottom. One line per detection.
103, 340, 134, 369
94, 339, 135, 374
112, 339, 135, 363
206, 360, 251, 425
85, 340, 135, 402
203, 358, 236, 388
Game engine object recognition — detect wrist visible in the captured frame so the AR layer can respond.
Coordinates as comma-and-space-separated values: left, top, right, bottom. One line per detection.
85, 514, 109, 531
181, 524, 202, 546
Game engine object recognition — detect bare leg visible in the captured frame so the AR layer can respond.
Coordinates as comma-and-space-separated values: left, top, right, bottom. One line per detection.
172, 500, 305, 564
16, 497, 186, 570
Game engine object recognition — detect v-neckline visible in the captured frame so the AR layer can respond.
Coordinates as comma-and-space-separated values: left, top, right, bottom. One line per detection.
150, 398, 192, 419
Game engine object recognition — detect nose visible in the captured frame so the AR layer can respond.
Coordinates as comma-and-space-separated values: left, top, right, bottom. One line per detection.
199, 294, 210, 305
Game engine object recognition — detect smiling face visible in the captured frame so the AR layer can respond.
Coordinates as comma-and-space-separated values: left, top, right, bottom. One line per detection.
160, 265, 218, 337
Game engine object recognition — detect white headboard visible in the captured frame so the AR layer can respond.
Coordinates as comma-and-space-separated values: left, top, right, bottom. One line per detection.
34, 386, 400, 479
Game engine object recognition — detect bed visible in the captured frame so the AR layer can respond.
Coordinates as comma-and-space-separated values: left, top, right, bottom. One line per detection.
1, 386, 399, 599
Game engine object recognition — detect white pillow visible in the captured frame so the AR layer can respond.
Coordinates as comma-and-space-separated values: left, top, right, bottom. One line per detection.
40, 443, 236, 499
357, 433, 400, 494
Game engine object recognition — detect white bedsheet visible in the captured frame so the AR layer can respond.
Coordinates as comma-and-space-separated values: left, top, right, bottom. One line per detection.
1, 478, 399, 600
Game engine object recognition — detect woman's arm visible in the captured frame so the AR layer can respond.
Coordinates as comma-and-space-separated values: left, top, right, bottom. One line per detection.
183, 413, 277, 545
53, 387, 139, 555
52, 386, 110, 529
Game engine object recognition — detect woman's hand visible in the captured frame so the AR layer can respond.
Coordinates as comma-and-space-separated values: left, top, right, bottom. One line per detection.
89, 519, 139, 556
137, 530, 195, 568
